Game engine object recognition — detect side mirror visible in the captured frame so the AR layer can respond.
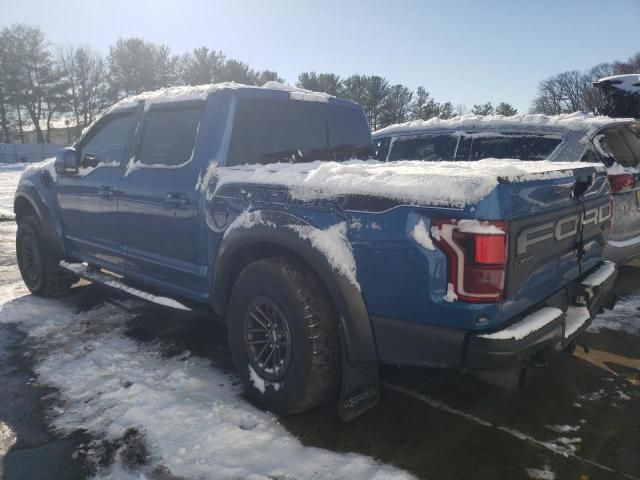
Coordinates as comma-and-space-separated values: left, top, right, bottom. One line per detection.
54, 147, 80, 175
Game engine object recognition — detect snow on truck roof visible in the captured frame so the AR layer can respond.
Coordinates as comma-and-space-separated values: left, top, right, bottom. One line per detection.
373, 112, 635, 138
595, 74, 640, 93
215, 159, 605, 209
108, 81, 335, 112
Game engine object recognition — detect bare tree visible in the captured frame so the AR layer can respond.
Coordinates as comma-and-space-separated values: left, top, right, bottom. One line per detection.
58, 46, 109, 129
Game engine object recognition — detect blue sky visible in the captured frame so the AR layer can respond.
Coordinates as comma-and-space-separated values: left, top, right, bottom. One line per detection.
1, 0, 639, 112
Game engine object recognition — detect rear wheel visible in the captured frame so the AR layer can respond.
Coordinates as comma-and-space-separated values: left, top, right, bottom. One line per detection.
227, 257, 340, 415
16, 215, 74, 297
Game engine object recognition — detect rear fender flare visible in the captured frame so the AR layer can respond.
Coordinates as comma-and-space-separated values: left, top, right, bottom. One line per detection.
211, 210, 377, 365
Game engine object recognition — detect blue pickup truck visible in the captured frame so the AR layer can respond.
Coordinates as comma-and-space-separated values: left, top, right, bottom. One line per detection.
14, 83, 617, 420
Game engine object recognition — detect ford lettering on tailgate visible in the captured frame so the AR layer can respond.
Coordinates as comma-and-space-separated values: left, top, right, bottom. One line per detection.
517, 204, 612, 255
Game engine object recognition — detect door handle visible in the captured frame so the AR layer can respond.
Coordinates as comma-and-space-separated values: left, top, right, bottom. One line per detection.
98, 186, 115, 199
165, 193, 191, 208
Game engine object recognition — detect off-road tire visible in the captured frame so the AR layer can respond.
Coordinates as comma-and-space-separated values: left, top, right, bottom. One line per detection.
16, 215, 74, 297
227, 257, 340, 415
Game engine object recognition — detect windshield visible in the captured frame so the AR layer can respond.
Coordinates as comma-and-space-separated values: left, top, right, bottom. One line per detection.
227, 97, 372, 166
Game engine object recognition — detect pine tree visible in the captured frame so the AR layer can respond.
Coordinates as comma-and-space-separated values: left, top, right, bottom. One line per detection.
494, 102, 518, 116
471, 102, 494, 116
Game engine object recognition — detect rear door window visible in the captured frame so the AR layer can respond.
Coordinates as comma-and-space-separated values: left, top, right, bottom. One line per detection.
387, 135, 458, 162
466, 133, 562, 161
226, 98, 372, 166
137, 105, 203, 167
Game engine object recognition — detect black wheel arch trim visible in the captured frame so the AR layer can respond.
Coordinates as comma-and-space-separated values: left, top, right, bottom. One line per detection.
211, 210, 378, 365
14, 187, 65, 260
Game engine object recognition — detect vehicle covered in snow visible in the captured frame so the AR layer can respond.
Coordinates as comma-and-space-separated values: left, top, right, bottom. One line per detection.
14, 83, 617, 421
594, 74, 640, 119
373, 113, 640, 265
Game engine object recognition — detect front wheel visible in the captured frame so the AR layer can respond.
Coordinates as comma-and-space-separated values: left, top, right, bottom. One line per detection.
227, 257, 340, 415
16, 215, 74, 297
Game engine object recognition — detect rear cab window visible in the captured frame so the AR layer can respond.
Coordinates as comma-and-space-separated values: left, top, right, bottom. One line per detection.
384, 131, 562, 162
226, 98, 372, 166
387, 134, 458, 162
464, 132, 562, 161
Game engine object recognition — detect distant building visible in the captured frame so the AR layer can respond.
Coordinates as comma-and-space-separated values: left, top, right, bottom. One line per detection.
7, 116, 81, 146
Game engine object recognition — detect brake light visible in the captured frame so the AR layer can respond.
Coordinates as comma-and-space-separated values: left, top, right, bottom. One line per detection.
475, 235, 507, 264
608, 173, 635, 194
432, 219, 508, 303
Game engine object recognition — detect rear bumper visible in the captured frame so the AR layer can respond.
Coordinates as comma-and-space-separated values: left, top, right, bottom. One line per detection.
371, 261, 617, 382
467, 261, 616, 371
604, 238, 640, 265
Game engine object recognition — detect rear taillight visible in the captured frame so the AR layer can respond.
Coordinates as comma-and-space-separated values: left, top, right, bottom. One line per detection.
608, 173, 635, 194
432, 219, 508, 303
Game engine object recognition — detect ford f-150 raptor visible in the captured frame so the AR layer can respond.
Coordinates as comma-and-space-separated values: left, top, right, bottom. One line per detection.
15, 82, 617, 420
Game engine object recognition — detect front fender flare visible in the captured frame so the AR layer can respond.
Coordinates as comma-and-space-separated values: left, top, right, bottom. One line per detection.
14, 184, 65, 260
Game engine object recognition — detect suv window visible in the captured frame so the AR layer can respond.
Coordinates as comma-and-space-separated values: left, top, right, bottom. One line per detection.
226, 98, 372, 166
466, 133, 562, 161
138, 105, 203, 166
387, 134, 457, 162
80, 112, 137, 166
595, 125, 640, 167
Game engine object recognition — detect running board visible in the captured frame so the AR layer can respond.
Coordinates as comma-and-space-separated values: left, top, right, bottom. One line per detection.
59, 261, 192, 311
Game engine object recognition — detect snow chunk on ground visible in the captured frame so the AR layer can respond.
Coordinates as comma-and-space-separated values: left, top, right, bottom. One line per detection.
588, 293, 640, 334
0, 288, 413, 480
545, 424, 580, 434
526, 466, 556, 480
217, 159, 594, 209
0, 420, 16, 463
289, 222, 359, 291
410, 219, 435, 251
479, 307, 563, 341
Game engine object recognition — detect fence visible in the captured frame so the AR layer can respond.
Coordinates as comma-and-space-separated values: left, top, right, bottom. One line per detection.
0, 144, 64, 164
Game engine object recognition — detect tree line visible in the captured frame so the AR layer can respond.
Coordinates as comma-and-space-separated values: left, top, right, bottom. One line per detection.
531, 51, 640, 115
0, 24, 522, 144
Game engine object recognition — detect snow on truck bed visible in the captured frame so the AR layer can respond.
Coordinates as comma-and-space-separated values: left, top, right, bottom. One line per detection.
373, 112, 635, 137
216, 159, 604, 208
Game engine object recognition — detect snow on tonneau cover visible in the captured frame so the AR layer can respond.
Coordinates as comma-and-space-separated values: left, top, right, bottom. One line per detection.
212, 158, 611, 320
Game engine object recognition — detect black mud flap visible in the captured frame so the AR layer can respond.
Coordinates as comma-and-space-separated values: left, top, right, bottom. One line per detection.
338, 334, 380, 422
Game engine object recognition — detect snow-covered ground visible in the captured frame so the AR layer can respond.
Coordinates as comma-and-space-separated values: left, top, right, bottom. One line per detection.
0, 287, 413, 479
0, 162, 26, 216
589, 292, 640, 334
